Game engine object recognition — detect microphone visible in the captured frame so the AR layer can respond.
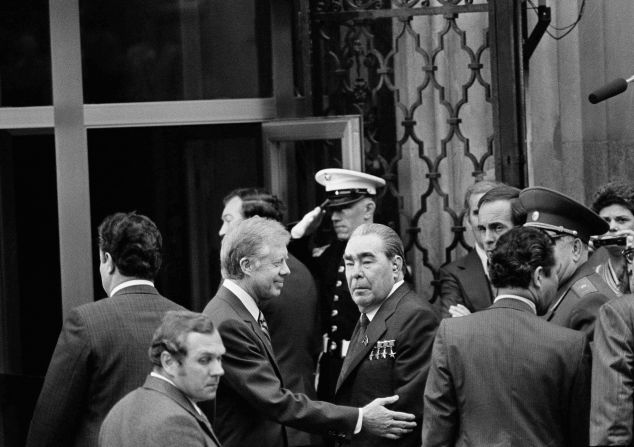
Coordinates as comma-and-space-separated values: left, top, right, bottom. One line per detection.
588, 75, 634, 104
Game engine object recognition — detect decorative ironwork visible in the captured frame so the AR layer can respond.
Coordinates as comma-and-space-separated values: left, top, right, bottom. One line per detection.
310, 0, 505, 300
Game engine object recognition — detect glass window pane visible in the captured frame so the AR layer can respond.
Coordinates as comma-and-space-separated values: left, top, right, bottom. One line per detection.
87, 124, 263, 310
80, 0, 272, 103
0, 1, 52, 106
0, 132, 61, 446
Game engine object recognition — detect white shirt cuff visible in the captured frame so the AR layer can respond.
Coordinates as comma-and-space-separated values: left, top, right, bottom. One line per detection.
354, 408, 363, 434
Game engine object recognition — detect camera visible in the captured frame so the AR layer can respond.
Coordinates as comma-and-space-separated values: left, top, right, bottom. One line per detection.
592, 235, 628, 247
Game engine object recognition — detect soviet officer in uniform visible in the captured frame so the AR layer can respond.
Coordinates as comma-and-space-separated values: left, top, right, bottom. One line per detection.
519, 186, 617, 337
291, 168, 386, 403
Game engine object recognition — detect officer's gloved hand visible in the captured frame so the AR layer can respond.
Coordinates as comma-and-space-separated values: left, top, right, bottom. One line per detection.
291, 206, 325, 239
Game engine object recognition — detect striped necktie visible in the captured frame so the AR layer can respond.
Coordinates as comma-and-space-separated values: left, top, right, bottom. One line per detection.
258, 311, 272, 344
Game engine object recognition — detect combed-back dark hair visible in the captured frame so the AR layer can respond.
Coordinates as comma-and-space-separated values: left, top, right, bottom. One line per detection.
591, 180, 634, 216
489, 227, 556, 289
477, 184, 527, 226
221, 216, 290, 280
351, 223, 405, 261
223, 188, 285, 222
98, 212, 162, 280
463, 180, 503, 212
148, 310, 216, 367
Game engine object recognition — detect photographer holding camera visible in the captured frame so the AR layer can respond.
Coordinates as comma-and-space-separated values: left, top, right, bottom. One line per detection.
590, 180, 634, 296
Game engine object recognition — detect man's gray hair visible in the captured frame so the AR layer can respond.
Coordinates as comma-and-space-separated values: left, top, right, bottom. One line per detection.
220, 216, 290, 280
350, 223, 405, 261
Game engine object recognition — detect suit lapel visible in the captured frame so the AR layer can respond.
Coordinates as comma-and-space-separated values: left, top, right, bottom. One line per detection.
217, 287, 283, 380
459, 250, 493, 307
335, 283, 410, 392
144, 376, 221, 446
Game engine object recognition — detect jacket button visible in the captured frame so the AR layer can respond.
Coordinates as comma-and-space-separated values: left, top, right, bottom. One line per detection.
335, 280, 342, 287
331, 309, 338, 317
333, 294, 339, 302
331, 325, 338, 332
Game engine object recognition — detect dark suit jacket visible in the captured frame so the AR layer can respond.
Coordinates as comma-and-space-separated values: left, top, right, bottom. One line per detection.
437, 250, 493, 318
99, 375, 220, 446
259, 254, 321, 446
203, 285, 358, 447
546, 260, 617, 338
334, 283, 438, 447
422, 298, 591, 447
26, 285, 184, 447
591, 294, 634, 446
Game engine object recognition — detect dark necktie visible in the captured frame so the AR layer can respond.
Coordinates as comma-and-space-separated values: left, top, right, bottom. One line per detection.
258, 311, 272, 344
357, 313, 369, 345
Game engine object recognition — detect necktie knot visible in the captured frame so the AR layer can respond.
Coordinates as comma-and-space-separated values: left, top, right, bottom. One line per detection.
360, 313, 369, 331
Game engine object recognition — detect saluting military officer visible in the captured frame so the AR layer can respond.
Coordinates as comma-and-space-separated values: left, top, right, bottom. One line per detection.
291, 168, 386, 403
519, 186, 616, 338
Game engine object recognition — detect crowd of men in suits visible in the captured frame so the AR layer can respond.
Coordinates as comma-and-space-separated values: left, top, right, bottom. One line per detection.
24, 169, 634, 447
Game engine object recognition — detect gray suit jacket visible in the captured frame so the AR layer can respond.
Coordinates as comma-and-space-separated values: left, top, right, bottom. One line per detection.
99, 375, 220, 446
203, 285, 358, 447
423, 298, 591, 447
26, 285, 184, 447
591, 294, 634, 446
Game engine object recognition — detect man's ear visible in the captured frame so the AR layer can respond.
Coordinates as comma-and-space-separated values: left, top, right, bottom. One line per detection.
161, 351, 178, 377
103, 252, 116, 275
571, 238, 584, 262
239, 256, 254, 276
364, 200, 376, 220
392, 256, 404, 278
532, 266, 544, 289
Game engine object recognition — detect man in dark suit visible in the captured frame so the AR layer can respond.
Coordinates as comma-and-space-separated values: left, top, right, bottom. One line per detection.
99, 310, 222, 447
334, 223, 438, 446
26, 212, 184, 447
591, 292, 634, 446
290, 168, 385, 403
437, 180, 501, 318
520, 186, 616, 337
440, 184, 526, 318
218, 187, 322, 447
423, 227, 591, 447
204, 216, 416, 447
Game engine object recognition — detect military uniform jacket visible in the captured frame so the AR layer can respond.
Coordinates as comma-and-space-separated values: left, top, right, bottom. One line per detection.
422, 298, 591, 447
334, 283, 439, 447
591, 294, 634, 446
437, 250, 493, 318
98, 375, 220, 447
546, 260, 618, 338
203, 286, 358, 447
26, 285, 185, 447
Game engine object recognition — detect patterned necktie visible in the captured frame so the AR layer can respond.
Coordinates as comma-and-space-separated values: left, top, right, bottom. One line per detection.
258, 311, 272, 344
358, 313, 369, 345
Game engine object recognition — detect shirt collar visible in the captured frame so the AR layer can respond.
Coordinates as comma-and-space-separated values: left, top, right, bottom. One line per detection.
109, 279, 154, 297
150, 372, 203, 416
475, 244, 489, 277
365, 279, 404, 322
493, 294, 537, 314
223, 279, 260, 322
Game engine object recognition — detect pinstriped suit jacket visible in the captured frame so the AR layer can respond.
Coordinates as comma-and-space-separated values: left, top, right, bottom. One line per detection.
26, 285, 184, 447
423, 298, 591, 447
591, 294, 634, 446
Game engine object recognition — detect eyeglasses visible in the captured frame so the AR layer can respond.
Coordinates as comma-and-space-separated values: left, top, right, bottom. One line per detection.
621, 247, 634, 264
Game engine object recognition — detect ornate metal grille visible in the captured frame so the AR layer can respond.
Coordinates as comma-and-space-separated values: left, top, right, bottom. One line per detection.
309, 0, 517, 300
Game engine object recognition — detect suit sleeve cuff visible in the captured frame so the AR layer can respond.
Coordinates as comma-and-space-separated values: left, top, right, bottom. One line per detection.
354, 408, 363, 434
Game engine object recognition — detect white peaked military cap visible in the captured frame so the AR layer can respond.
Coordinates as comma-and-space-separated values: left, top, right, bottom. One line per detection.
315, 168, 385, 208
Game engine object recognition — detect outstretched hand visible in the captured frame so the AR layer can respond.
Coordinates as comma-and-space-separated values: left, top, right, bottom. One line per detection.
362, 395, 416, 440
